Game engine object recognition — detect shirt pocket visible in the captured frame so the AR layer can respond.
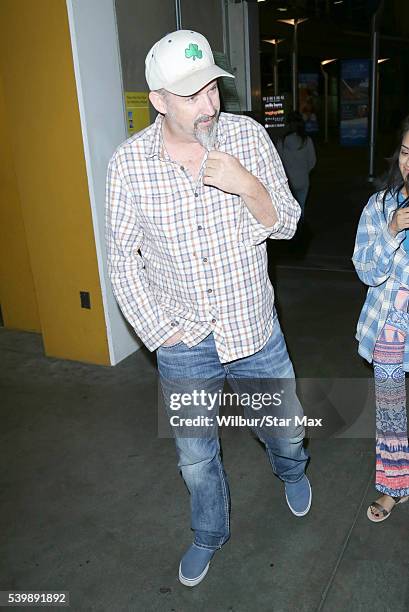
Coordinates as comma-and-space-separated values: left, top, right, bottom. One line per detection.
137, 189, 195, 260
137, 190, 182, 241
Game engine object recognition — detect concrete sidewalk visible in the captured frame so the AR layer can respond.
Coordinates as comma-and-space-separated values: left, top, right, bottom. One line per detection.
1, 267, 408, 612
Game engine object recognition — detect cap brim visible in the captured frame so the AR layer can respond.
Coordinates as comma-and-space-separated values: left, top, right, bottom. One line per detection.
165, 65, 235, 96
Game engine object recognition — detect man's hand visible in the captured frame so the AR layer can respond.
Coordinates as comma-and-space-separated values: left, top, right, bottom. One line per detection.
203, 150, 277, 227
161, 330, 184, 347
389, 208, 409, 237
203, 151, 251, 196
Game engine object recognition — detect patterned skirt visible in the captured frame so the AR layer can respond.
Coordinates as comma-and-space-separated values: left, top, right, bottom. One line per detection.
373, 286, 409, 496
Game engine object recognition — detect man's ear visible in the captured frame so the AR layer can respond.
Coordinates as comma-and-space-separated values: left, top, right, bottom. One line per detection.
149, 91, 167, 115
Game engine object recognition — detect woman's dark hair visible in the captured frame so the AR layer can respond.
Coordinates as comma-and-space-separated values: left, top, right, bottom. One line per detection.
381, 115, 409, 213
282, 110, 307, 149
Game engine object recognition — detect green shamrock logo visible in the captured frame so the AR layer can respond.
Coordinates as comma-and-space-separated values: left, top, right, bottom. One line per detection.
185, 43, 203, 61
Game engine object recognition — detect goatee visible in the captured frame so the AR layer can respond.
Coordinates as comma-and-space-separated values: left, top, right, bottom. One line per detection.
194, 112, 219, 150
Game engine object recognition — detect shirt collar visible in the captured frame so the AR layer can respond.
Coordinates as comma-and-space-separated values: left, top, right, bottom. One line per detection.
398, 189, 407, 204
144, 114, 164, 160
144, 112, 227, 159
216, 114, 227, 147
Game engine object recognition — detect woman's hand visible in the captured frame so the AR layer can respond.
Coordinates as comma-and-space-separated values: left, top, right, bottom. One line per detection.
389, 208, 409, 237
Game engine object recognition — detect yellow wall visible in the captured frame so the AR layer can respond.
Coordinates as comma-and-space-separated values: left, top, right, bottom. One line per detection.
0, 0, 110, 364
0, 74, 41, 331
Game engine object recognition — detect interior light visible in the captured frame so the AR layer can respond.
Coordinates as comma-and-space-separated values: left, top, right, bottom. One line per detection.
263, 38, 284, 45
278, 18, 308, 26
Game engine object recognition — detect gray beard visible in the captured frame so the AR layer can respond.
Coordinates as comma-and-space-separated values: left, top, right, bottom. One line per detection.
194, 116, 219, 150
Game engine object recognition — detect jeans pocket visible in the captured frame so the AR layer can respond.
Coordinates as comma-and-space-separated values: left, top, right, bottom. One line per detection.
159, 340, 184, 350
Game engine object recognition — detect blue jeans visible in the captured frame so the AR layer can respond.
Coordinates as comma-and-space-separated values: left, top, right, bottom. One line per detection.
156, 311, 309, 550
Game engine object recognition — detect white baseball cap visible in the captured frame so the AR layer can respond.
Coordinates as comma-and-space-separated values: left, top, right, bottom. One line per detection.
145, 30, 234, 96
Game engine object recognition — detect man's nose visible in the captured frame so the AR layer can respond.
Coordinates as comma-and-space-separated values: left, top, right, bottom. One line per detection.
201, 94, 216, 116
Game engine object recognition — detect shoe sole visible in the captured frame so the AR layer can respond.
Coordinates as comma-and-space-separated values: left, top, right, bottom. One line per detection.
178, 561, 210, 587
285, 478, 312, 517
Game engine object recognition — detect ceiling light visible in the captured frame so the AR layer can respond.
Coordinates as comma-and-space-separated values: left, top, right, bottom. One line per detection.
263, 38, 284, 45
278, 18, 308, 26
321, 58, 337, 65
378, 58, 389, 63
277, 7, 288, 11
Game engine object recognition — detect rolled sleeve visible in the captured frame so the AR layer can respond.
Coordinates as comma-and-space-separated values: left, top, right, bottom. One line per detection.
237, 123, 301, 246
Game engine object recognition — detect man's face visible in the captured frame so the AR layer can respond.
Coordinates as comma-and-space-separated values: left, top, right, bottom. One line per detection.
162, 80, 220, 148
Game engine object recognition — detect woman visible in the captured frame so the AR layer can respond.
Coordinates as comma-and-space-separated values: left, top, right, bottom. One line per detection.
276, 111, 316, 216
353, 116, 409, 522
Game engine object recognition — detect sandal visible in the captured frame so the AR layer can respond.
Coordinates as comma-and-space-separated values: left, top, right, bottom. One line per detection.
367, 495, 409, 523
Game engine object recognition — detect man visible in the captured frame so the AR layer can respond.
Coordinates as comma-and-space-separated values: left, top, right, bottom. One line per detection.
106, 30, 311, 588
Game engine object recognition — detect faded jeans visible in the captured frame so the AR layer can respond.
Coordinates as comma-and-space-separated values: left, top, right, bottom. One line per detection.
156, 311, 309, 550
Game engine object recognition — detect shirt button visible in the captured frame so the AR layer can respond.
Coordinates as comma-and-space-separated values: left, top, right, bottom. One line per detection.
211, 318, 217, 324
202, 257, 208, 263
198, 225, 203, 231
207, 288, 213, 294
195, 193, 199, 198
180, 166, 185, 171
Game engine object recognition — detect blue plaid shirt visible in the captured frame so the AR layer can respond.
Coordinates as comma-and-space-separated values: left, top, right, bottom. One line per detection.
352, 189, 409, 369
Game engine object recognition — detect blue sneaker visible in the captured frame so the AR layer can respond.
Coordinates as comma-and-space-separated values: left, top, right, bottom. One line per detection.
285, 475, 312, 517
179, 544, 215, 587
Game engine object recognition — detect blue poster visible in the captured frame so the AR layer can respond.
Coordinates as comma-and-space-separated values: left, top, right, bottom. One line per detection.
298, 73, 319, 133
340, 59, 370, 146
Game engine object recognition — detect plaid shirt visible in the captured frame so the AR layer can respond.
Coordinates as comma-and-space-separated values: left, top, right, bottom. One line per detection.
106, 112, 300, 362
352, 189, 409, 369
